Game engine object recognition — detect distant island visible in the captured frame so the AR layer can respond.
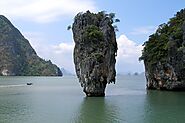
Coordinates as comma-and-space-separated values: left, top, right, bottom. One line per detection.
140, 9, 185, 90
60, 67, 73, 76
0, 15, 62, 76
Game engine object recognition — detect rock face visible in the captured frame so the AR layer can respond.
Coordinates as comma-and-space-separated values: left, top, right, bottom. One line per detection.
140, 9, 185, 90
0, 15, 62, 76
72, 11, 118, 96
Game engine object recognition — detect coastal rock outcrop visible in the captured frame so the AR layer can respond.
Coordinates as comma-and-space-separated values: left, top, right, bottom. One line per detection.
140, 9, 185, 90
72, 11, 118, 96
0, 15, 62, 76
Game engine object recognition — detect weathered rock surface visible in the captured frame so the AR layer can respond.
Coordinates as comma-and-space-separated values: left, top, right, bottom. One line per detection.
140, 9, 185, 90
72, 11, 118, 96
0, 15, 62, 76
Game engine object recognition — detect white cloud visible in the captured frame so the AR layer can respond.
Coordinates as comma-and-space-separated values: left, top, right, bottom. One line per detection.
23, 31, 75, 73
50, 43, 75, 73
24, 32, 144, 74
116, 34, 144, 73
0, 0, 96, 23
130, 26, 156, 35
53, 43, 74, 54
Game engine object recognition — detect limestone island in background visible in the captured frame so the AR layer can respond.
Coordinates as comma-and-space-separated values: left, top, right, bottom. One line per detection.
0, 15, 62, 76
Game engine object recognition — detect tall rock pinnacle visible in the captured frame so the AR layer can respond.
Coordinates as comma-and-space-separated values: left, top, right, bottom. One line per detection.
72, 11, 118, 96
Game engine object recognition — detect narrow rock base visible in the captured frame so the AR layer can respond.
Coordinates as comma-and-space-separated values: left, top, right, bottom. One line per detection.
85, 92, 105, 97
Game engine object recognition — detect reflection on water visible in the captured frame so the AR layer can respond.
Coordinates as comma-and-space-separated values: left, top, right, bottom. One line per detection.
0, 88, 33, 123
73, 97, 122, 123
143, 91, 185, 123
0, 76, 185, 123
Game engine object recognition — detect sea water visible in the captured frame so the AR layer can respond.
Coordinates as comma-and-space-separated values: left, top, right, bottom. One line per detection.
0, 75, 185, 123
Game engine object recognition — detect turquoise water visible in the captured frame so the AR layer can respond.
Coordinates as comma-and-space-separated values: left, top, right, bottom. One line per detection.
0, 75, 185, 123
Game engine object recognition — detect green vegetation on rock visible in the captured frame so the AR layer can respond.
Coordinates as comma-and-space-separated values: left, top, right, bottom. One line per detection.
140, 9, 185, 64
83, 25, 104, 42
140, 9, 185, 90
0, 15, 62, 76
72, 11, 118, 96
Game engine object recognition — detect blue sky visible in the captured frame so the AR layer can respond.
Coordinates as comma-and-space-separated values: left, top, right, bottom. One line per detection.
0, 0, 185, 74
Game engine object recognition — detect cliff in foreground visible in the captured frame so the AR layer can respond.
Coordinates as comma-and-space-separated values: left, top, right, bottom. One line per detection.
140, 9, 185, 90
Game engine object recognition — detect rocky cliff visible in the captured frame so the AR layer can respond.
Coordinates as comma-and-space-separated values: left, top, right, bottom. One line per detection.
0, 15, 62, 76
72, 11, 118, 96
140, 9, 185, 90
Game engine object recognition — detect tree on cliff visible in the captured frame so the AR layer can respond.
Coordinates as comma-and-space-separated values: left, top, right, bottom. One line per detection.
140, 9, 185, 90
0, 15, 62, 76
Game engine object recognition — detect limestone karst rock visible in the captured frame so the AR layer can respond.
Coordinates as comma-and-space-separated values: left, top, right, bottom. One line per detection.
140, 9, 185, 90
72, 11, 118, 96
0, 15, 62, 76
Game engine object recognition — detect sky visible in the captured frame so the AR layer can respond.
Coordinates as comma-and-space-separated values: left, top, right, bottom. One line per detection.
0, 0, 185, 74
